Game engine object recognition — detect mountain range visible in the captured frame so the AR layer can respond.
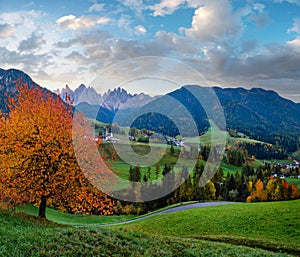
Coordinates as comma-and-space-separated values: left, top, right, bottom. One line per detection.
55, 84, 155, 111
0, 68, 299, 152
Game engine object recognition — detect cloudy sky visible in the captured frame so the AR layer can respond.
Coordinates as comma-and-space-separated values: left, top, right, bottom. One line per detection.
0, 0, 299, 102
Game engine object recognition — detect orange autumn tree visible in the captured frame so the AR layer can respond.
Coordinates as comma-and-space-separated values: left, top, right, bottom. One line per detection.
0, 83, 116, 218
246, 179, 267, 202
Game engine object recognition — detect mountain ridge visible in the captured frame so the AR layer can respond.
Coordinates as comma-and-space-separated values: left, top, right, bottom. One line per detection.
0, 68, 47, 112
0, 68, 299, 152
56, 84, 155, 111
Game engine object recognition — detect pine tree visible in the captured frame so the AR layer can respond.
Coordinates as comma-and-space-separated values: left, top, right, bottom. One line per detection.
155, 163, 160, 179
143, 174, 148, 182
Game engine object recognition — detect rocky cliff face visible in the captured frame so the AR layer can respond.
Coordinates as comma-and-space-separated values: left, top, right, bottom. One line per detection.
57, 84, 154, 111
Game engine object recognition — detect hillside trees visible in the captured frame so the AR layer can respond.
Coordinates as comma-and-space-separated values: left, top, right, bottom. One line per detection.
0, 84, 116, 218
226, 148, 248, 166
129, 166, 141, 182
247, 179, 268, 202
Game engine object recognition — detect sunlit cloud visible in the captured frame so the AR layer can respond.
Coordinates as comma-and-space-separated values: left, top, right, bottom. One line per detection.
0, 0, 298, 101
56, 15, 110, 30
88, 3, 105, 13
135, 25, 147, 34
0, 23, 15, 37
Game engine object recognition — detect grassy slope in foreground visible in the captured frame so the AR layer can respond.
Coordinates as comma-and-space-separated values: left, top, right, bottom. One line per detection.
0, 209, 293, 257
121, 200, 300, 255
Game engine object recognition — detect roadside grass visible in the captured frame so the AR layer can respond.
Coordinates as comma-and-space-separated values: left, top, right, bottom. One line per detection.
0, 207, 295, 257
120, 200, 300, 255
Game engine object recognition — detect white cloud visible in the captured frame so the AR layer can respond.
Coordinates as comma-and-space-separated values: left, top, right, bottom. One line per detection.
135, 25, 146, 34
117, 14, 144, 35
0, 23, 15, 37
223, 44, 300, 80
56, 15, 110, 30
65, 51, 89, 64
0, 10, 41, 26
0, 10, 43, 51
118, 0, 146, 19
149, 0, 204, 16
55, 27, 170, 73
18, 32, 46, 52
287, 38, 300, 47
253, 3, 265, 13
155, 30, 197, 54
288, 18, 300, 34
287, 37, 300, 53
287, 18, 300, 50
0, 46, 52, 74
0, 1, 299, 102
88, 3, 105, 12
150, 0, 186, 17
180, 0, 250, 42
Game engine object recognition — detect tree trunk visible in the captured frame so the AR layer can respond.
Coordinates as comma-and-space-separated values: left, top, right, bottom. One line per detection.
38, 195, 47, 218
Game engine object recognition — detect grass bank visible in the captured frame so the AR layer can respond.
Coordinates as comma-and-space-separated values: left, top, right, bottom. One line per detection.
1, 207, 293, 256
120, 200, 300, 255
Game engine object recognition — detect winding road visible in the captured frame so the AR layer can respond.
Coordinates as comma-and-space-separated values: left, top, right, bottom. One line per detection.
101, 201, 235, 226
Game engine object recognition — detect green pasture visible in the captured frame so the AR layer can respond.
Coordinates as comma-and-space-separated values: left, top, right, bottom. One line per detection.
121, 200, 300, 255
1, 200, 297, 256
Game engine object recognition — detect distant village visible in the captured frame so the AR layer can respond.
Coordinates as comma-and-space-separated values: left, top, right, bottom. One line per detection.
268, 158, 300, 179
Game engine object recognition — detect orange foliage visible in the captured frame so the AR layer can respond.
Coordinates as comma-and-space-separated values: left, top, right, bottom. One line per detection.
290, 184, 300, 199
0, 83, 116, 218
248, 179, 267, 202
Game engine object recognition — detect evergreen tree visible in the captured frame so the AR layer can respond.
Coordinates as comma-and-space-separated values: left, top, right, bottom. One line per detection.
134, 166, 141, 182
193, 162, 205, 200
143, 173, 148, 182
242, 163, 255, 177
129, 166, 134, 181
128, 166, 141, 182
155, 163, 160, 179
162, 164, 171, 176
170, 144, 175, 154
227, 174, 236, 191
146, 166, 151, 180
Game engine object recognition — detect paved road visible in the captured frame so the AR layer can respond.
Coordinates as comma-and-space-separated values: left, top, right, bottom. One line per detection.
101, 201, 235, 226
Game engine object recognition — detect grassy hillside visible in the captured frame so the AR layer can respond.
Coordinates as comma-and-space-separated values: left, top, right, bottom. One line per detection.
16, 204, 135, 225
121, 200, 300, 255
0, 207, 293, 257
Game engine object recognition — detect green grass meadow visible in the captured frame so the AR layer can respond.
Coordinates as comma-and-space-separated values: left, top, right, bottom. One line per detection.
1, 200, 299, 256
121, 200, 300, 255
